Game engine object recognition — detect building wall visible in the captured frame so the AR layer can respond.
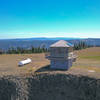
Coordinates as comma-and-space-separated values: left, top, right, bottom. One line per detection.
50, 47, 68, 57
50, 47, 74, 70
50, 59, 72, 70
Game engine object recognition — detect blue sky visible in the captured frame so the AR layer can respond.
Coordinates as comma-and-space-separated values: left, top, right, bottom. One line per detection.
0, 0, 100, 39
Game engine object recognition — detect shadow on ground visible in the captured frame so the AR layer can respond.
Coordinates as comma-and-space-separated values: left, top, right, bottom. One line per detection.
27, 73, 100, 100
35, 65, 67, 73
0, 78, 17, 100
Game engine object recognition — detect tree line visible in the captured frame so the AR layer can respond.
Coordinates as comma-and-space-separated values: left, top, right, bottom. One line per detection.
0, 47, 49, 54
0, 41, 95, 54
73, 41, 89, 50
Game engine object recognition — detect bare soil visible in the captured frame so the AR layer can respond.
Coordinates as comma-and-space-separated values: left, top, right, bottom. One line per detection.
0, 53, 49, 76
0, 47, 100, 78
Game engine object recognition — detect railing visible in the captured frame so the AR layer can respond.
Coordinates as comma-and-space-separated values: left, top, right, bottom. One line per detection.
45, 53, 68, 58
45, 52, 77, 60
45, 52, 50, 57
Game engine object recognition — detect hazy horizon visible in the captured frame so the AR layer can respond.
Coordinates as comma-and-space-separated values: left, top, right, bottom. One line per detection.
0, 36, 100, 40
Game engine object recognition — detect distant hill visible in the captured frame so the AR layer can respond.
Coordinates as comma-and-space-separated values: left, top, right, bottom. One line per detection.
0, 38, 100, 51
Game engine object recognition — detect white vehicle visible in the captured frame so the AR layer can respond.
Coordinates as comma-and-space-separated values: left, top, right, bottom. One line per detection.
18, 58, 32, 66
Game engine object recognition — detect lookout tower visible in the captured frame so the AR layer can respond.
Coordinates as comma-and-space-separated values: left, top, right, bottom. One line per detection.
46, 40, 76, 70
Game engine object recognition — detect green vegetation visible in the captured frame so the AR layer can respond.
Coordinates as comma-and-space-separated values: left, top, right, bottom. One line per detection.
72, 65, 100, 72
7, 41, 89, 54
74, 41, 89, 50
80, 56, 100, 60
0, 50, 3, 54
6, 46, 49, 54
0, 41, 96, 54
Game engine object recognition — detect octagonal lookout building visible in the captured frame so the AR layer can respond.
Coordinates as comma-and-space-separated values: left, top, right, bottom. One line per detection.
46, 40, 77, 70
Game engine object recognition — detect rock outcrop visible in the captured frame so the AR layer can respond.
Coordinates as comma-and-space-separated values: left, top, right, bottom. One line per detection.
0, 73, 99, 100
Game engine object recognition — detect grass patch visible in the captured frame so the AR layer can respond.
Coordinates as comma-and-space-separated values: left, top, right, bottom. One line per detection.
72, 65, 100, 72
80, 56, 100, 60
